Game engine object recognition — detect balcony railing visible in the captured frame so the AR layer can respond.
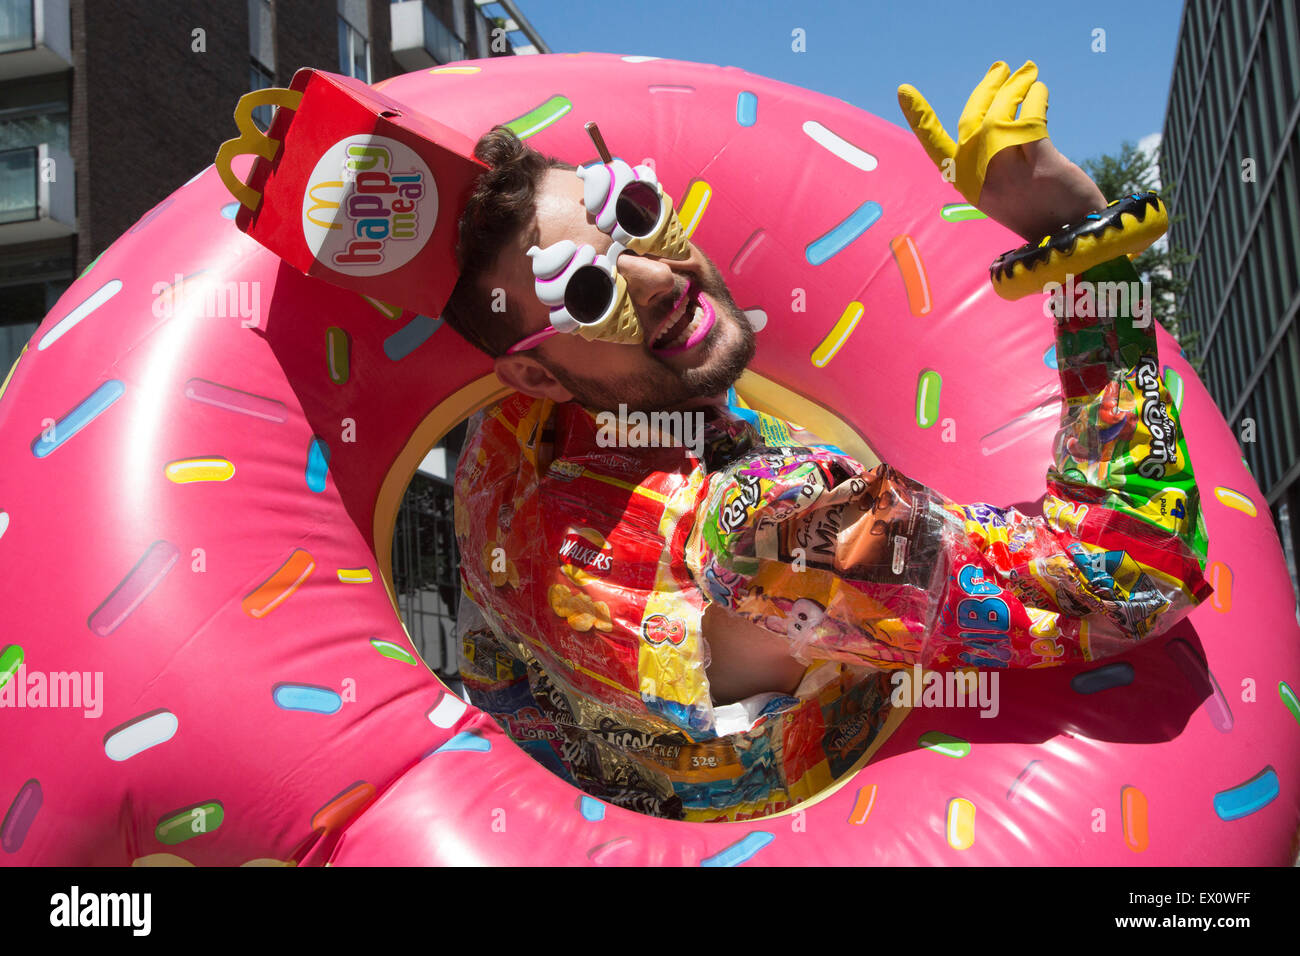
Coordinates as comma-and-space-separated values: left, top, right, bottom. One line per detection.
422, 2, 465, 64
0, 145, 36, 224
0, 143, 74, 242
0, 0, 34, 55
390, 0, 467, 72
0, 0, 71, 79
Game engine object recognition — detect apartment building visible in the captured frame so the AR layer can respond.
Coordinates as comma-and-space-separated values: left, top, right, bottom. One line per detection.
1161, 0, 1300, 595
1, 0, 549, 676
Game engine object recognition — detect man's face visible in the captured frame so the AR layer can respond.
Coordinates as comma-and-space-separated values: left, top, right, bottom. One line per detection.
487, 168, 756, 413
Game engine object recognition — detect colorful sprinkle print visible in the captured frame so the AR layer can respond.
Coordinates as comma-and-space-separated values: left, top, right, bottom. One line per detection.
0, 52, 1291, 869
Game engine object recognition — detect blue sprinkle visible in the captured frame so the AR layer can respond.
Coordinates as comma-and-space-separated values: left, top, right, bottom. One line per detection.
736, 90, 758, 127
272, 683, 342, 714
384, 314, 441, 361
305, 437, 330, 493
32, 380, 125, 458
701, 831, 774, 867
1070, 661, 1134, 694
1213, 767, 1278, 821
579, 795, 605, 821
805, 201, 882, 266
220, 202, 240, 219
1086, 213, 1100, 220
434, 731, 491, 754
1044, 345, 1058, 369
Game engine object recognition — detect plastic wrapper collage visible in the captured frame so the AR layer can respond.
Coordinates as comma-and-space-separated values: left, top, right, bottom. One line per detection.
455, 254, 1213, 823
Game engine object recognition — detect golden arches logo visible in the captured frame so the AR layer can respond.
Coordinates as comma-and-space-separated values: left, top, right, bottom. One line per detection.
305, 180, 344, 230
214, 86, 304, 212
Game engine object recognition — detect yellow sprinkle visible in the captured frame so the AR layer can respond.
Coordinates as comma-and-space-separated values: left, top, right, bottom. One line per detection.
429, 66, 480, 74
810, 301, 864, 367
326, 326, 350, 385
1214, 486, 1257, 517
946, 797, 976, 850
337, 568, 373, 584
132, 853, 194, 867
0, 343, 26, 406
165, 458, 235, 483
678, 180, 712, 238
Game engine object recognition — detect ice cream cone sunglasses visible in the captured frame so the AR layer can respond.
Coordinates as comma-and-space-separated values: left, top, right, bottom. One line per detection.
504, 122, 691, 355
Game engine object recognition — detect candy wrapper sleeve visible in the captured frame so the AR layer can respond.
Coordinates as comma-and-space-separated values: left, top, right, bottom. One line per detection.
688, 256, 1212, 670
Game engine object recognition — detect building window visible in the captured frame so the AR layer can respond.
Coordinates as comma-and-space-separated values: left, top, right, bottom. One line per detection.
1, 278, 71, 380
0, 0, 35, 55
0, 145, 37, 223
338, 16, 371, 83
423, 4, 465, 65
0, 76, 70, 153
248, 61, 275, 131
0, 76, 69, 223
247, 0, 276, 131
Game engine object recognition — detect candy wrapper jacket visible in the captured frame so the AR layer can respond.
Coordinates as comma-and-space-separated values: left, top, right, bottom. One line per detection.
453, 256, 1212, 823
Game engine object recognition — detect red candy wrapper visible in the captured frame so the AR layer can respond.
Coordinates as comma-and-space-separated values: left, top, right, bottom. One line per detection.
215, 68, 486, 317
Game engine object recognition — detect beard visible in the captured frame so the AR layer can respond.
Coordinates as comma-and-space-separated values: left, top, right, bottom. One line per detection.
538, 253, 757, 414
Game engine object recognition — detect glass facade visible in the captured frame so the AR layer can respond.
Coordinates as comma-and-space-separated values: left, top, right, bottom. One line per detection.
0, 0, 34, 56
0, 74, 70, 152
422, 3, 465, 64
338, 16, 371, 83
247, 0, 275, 131
0, 144, 34, 223
1162, 0, 1300, 593
0, 277, 69, 378
248, 62, 275, 131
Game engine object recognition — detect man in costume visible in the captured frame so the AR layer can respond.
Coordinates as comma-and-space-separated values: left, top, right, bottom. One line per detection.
442, 62, 1210, 821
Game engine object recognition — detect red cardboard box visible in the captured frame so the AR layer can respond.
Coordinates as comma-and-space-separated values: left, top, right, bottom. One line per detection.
216, 68, 487, 318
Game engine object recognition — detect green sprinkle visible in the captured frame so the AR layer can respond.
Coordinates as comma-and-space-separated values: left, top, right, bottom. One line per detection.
940, 203, 987, 222
155, 802, 224, 844
371, 638, 418, 666
919, 730, 971, 758
79, 251, 104, 278
1280, 681, 1300, 726
0, 645, 23, 689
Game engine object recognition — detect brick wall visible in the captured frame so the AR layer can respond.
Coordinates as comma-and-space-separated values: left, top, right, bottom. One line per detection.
73, 0, 249, 268
273, 0, 337, 88
368, 0, 398, 81
64, 0, 501, 270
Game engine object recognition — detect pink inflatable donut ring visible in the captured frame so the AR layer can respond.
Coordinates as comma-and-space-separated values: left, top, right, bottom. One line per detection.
1, 54, 1297, 866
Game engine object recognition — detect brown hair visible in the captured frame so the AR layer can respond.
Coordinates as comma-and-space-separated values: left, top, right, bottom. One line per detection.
441, 126, 575, 357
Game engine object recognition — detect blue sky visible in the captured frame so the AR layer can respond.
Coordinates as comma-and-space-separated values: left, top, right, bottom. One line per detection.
521, 0, 1186, 166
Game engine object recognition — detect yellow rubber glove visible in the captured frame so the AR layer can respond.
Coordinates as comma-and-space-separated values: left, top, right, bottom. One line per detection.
898, 61, 1049, 207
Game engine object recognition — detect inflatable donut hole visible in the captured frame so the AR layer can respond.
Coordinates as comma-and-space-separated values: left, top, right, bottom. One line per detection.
379, 371, 887, 819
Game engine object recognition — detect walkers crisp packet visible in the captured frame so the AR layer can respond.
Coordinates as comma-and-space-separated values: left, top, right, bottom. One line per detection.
215, 68, 487, 318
